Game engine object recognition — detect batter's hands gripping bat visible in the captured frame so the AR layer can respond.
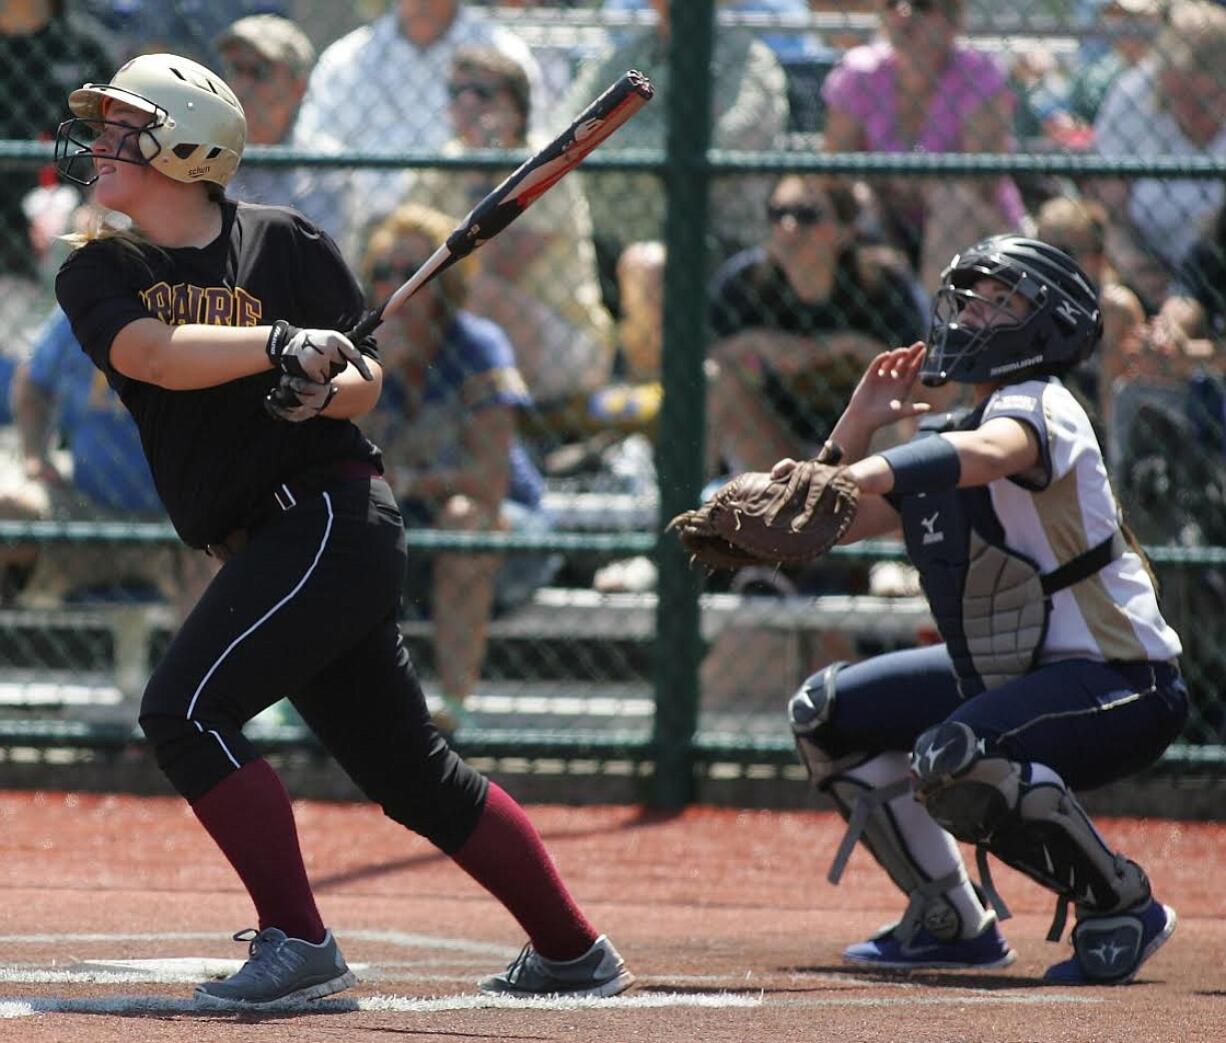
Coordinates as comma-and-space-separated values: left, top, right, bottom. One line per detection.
346, 69, 654, 342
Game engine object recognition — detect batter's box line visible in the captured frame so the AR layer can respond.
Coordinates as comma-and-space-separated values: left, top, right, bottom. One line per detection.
767, 993, 1103, 1009
0, 992, 763, 1019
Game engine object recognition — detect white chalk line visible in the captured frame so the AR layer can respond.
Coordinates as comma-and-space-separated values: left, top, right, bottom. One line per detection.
0, 988, 1102, 1020
0, 929, 1103, 1020
0, 992, 759, 1019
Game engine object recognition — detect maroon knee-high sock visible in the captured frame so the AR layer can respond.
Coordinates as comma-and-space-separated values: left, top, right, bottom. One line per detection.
189, 758, 326, 944
450, 782, 598, 961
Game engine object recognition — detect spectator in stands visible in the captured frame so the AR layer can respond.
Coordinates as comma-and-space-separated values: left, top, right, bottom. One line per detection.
1066, 0, 1169, 129
706, 174, 926, 475
1106, 198, 1226, 489
562, 0, 790, 310
821, 0, 1026, 290
602, 0, 825, 62
0, 3, 114, 447
408, 46, 614, 406
1034, 195, 1147, 441
215, 14, 355, 258
1108, 200, 1226, 719
293, 0, 543, 230
1093, 0, 1226, 311
604, 0, 833, 133
1006, 45, 1092, 158
615, 240, 666, 392
0, 1, 112, 284
1152, 199, 1226, 350
808, 0, 879, 52
472, 0, 578, 110
358, 204, 558, 733
0, 308, 209, 614
81, 1, 288, 67
535, 238, 665, 496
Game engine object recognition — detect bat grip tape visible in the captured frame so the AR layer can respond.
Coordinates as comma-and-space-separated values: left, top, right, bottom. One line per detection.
347, 307, 384, 342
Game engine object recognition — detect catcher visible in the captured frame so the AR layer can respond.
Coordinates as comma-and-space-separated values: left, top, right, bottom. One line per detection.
672, 235, 1187, 985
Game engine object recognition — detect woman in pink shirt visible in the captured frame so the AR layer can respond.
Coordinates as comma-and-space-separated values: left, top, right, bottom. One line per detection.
822, 0, 1024, 287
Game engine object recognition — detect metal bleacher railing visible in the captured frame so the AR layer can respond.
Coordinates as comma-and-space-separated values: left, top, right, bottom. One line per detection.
0, 2, 1224, 806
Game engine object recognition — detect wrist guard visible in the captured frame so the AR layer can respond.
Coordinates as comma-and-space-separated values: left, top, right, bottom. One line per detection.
265, 319, 302, 367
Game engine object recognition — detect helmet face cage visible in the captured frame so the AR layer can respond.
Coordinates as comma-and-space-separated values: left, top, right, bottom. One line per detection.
921, 236, 1101, 388
54, 54, 245, 189
55, 108, 166, 186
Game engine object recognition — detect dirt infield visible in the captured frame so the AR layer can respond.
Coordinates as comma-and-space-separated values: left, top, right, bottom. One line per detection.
1, 786, 1223, 1042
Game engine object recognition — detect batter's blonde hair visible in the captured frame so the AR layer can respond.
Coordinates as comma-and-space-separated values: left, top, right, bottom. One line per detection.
63, 182, 226, 266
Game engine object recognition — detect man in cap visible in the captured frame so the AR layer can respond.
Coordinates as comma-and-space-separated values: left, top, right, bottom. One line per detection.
217, 14, 355, 258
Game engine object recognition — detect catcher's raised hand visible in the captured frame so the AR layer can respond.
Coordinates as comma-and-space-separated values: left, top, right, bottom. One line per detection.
668, 462, 859, 571
842, 342, 932, 431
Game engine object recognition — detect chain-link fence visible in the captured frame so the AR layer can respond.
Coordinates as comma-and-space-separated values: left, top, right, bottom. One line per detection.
1, 1, 1224, 803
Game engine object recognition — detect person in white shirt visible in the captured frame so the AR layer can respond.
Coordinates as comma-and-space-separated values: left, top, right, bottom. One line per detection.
293, 0, 543, 228
1092, 0, 1226, 307
217, 14, 355, 259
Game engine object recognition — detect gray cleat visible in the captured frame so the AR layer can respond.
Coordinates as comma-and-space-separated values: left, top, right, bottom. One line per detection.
194, 927, 356, 1009
479, 934, 634, 998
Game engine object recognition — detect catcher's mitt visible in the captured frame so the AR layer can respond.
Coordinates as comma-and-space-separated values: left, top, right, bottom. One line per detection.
667, 460, 860, 570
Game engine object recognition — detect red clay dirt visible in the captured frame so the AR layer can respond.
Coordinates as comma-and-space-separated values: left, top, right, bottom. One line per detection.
0, 788, 1222, 1042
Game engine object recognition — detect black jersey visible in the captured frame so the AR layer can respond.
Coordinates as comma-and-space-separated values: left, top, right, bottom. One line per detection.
55, 200, 381, 549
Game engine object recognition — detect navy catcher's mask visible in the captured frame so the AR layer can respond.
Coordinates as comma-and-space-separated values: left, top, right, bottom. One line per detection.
921, 235, 1103, 387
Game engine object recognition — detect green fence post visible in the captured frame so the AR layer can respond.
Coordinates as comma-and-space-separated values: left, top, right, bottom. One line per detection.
650, 0, 715, 808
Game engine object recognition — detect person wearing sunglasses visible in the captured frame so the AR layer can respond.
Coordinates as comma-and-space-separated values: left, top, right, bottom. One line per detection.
215, 14, 355, 260
706, 173, 926, 478
822, 0, 1026, 289
1092, 1, 1226, 312
292, 1, 544, 225
406, 46, 613, 408
561, 0, 790, 306
357, 203, 561, 741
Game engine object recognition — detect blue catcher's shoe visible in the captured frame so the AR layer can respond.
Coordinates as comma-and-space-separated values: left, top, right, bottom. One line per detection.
1044, 899, 1176, 985
843, 920, 1016, 970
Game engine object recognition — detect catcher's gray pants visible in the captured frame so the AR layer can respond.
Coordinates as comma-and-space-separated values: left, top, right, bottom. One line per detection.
139, 475, 487, 853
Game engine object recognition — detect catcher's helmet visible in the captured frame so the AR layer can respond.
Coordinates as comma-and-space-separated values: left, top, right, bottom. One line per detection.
55, 53, 246, 188
920, 234, 1102, 387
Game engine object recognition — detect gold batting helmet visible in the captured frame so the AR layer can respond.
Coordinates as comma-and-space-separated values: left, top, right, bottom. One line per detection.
56, 53, 246, 187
